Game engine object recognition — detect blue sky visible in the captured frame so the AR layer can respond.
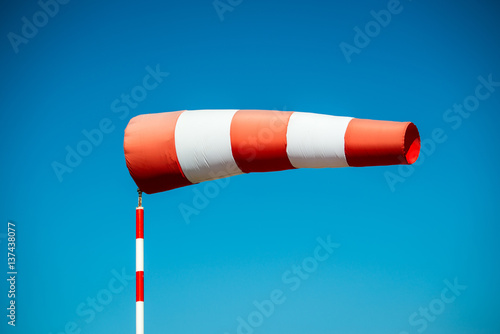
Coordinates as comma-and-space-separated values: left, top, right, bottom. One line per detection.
1, 0, 500, 333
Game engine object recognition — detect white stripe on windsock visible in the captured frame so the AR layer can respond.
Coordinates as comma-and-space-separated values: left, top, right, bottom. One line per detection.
175, 110, 244, 184
286, 112, 353, 168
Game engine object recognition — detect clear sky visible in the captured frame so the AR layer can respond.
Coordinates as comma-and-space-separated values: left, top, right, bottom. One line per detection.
1, 0, 500, 333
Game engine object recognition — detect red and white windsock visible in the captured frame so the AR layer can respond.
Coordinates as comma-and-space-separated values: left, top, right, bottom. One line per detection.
124, 110, 420, 194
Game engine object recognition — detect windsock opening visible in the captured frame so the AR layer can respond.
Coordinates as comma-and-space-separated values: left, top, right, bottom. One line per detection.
404, 123, 420, 164
344, 119, 420, 167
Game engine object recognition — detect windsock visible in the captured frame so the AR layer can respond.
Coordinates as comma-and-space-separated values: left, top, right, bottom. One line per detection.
124, 110, 420, 194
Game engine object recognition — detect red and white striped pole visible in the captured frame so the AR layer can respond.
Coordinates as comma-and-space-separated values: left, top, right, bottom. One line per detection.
136, 189, 144, 334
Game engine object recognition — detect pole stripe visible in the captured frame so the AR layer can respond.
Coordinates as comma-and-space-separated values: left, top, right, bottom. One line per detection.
136, 208, 144, 239
136, 239, 144, 271
136, 301, 144, 334
136, 271, 144, 302
136, 206, 144, 334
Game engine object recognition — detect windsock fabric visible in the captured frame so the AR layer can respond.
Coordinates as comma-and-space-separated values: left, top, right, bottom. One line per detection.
124, 110, 420, 194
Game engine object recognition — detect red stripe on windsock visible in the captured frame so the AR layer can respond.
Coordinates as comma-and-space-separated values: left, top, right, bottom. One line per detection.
344, 119, 420, 167
124, 111, 191, 194
136, 271, 144, 302
136, 208, 144, 239
230, 110, 295, 173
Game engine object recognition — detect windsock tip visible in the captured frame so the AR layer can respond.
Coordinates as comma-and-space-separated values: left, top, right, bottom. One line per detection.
403, 122, 420, 165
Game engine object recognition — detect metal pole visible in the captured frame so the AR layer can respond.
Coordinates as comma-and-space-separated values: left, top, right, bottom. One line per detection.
136, 189, 144, 334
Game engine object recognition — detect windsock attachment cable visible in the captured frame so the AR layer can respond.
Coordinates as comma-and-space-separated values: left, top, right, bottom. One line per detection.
136, 188, 144, 334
